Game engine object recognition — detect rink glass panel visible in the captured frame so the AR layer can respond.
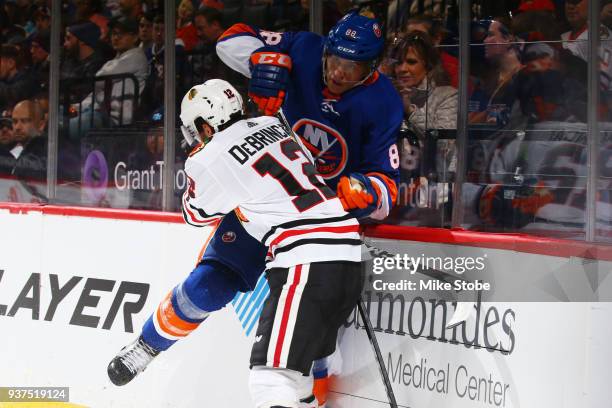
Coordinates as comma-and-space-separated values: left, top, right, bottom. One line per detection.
52, 1, 165, 210
171, 0, 312, 210
457, 1, 590, 239
383, 2, 459, 228
597, 22, 612, 242
0, 6, 50, 204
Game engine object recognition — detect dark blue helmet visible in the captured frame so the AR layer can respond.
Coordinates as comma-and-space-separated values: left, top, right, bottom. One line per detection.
325, 11, 384, 63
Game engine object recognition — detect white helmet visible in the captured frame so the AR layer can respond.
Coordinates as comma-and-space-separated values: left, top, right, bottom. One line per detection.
179, 79, 244, 145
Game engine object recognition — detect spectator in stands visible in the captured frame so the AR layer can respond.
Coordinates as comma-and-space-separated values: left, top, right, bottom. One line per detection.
560, 0, 612, 115
119, 0, 143, 19
192, 8, 244, 91
0, 45, 38, 113
30, 31, 50, 92
603, 0, 612, 29
176, 0, 198, 51
10, 99, 47, 183
138, 12, 154, 52
404, 15, 459, 88
33, 5, 51, 34
70, 16, 147, 138
512, 0, 561, 43
518, 42, 587, 123
0, 113, 14, 151
3, 0, 34, 36
0, 112, 17, 175
194, 7, 225, 45
392, 32, 457, 131
562, 0, 588, 59
468, 18, 523, 127
139, 14, 190, 117
74, 0, 110, 41
61, 22, 107, 103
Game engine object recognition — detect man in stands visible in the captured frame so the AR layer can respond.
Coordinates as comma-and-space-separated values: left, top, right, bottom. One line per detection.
139, 13, 190, 117
0, 45, 38, 113
61, 22, 107, 103
70, 16, 147, 138
0, 112, 17, 175
30, 31, 51, 93
192, 7, 244, 89
10, 99, 47, 184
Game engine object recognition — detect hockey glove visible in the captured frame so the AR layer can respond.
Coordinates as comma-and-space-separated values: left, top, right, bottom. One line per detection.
336, 173, 381, 219
248, 47, 292, 115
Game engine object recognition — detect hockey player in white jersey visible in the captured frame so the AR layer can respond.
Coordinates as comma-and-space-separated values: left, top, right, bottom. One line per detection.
108, 79, 363, 408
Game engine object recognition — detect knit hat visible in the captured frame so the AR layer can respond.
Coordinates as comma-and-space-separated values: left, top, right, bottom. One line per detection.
31, 30, 50, 54
68, 22, 100, 48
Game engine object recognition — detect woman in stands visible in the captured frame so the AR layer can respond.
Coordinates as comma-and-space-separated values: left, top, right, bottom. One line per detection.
390, 31, 457, 131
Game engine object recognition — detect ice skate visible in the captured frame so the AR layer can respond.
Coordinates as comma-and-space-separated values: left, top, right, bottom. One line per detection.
107, 336, 160, 386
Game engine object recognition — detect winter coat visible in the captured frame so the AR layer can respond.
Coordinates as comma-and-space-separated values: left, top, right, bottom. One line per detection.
407, 78, 458, 131
79, 47, 148, 126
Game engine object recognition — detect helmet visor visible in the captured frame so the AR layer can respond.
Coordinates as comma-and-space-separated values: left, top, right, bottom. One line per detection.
324, 52, 372, 85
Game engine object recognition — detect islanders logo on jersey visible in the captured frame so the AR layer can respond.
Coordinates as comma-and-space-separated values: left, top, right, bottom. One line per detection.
292, 118, 348, 179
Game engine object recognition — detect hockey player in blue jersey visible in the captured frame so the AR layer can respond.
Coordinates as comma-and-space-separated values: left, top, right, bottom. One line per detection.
216, 10, 403, 405
107, 11, 402, 408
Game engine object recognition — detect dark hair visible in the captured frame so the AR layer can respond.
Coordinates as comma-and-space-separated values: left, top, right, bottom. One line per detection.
393, 31, 449, 86
0, 44, 19, 58
141, 11, 155, 23
195, 7, 224, 27
404, 15, 443, 38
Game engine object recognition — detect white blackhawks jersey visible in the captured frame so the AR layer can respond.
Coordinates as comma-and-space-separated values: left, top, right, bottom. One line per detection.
181, 115, 362, 268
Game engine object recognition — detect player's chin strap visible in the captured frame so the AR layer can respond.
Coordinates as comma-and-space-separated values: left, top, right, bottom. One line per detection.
180, 124, 201, 149
181, 123, 214, 151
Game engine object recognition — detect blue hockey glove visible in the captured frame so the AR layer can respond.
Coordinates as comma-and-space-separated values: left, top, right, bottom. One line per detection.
249, 47, 292, 115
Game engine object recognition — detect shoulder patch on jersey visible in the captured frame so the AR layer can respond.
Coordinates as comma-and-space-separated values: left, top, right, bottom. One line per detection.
246, 121, 258, 128
222, 231, 236, 242
292, 118, 348, 179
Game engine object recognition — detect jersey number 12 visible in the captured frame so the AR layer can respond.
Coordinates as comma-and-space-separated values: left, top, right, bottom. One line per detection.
253, 139, 335, 212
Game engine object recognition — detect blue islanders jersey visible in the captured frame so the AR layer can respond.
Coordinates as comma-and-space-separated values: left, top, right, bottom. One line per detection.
217, 25, 403, 220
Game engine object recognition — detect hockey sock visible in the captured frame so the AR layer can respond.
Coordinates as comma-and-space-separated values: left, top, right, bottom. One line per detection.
312, 357, 329, 406
141, 261, 241, 350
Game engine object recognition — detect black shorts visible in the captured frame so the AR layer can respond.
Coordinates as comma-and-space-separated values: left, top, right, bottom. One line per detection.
250, 261, 364, 375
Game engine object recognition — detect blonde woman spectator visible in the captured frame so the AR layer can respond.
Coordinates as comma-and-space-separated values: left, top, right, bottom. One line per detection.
176, 0, 198, 51
391, 32, 457, 131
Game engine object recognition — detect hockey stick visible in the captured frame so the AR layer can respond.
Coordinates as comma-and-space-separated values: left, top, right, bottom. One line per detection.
357, 298, 399, 408
275, 109, 476, 329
